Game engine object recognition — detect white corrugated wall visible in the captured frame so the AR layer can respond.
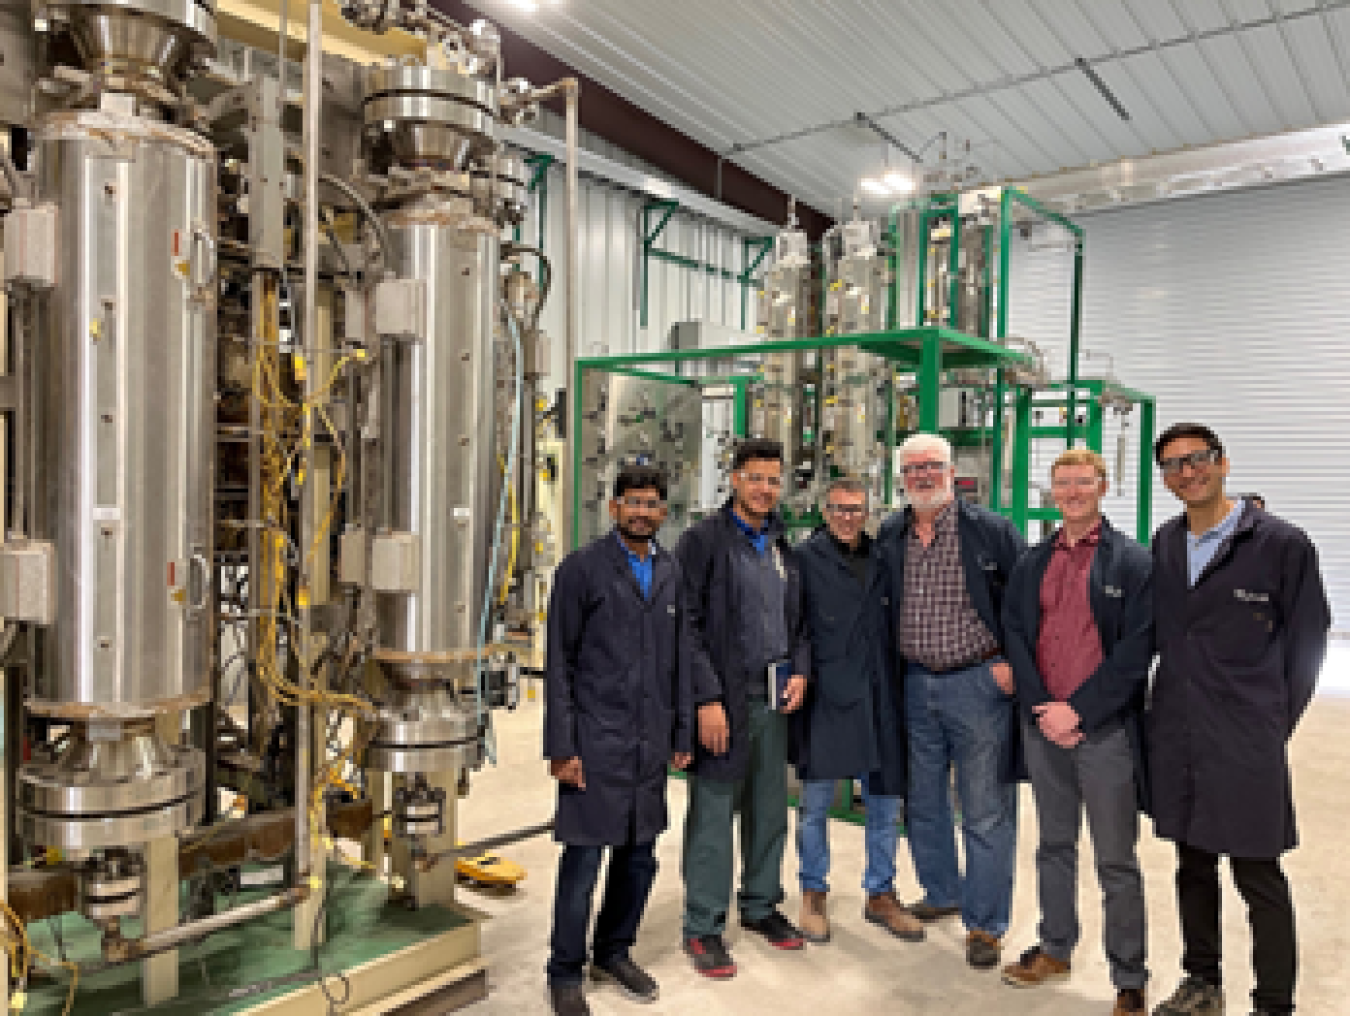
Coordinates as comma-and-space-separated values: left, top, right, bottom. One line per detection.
1009, 174, 1350, 629
516, 161, 762, 400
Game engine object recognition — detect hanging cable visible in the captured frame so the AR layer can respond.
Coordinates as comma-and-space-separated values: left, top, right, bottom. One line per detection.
475, 302, 525, 762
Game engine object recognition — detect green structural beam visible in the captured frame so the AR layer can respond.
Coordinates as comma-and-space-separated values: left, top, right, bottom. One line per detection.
640, 199, 773, 330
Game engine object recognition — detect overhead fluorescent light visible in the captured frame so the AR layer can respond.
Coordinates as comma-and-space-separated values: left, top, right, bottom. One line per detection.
860, 178, 890, 196
510, 0, 539, 11
882, 171, 915, 194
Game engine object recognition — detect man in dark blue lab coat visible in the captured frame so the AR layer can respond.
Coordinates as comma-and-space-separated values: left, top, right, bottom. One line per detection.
1000, 449, 1152, 1016
793, 476, 922, 945
1148, 423, 1330, 1016
543, 464, 694, 1016
677, 437, 811, 980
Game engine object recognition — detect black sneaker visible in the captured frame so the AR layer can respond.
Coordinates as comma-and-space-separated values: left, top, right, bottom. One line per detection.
740, 910, 806, 950
1152, 976, 1224, 1015
683, 934, 736, 979
592, 956, 658, 1003
548, 983, 591, 1016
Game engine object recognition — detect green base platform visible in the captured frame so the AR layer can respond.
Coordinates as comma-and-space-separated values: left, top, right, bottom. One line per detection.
23, 864, 476, 1015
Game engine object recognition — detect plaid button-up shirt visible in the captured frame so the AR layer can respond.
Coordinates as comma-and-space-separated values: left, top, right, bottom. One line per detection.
899, 501, 999, 672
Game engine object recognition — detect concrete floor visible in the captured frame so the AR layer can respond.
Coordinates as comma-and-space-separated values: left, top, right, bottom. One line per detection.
455, 691, 1350, 1015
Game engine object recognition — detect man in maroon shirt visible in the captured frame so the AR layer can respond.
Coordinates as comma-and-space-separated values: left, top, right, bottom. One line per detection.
1000, 450, 1156, 1016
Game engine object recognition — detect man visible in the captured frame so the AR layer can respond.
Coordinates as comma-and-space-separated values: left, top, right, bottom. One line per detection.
677, 437, 810, 979
543, 464, 694, 1016
1148, 423, 1329, 1016
877, 432, 1026, 970
1000, 449, 1153, 1016
793, 477, 922, 945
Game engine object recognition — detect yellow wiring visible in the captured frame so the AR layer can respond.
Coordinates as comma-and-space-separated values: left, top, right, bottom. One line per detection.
2, 900, 78, 1016
496, 455, 518, 606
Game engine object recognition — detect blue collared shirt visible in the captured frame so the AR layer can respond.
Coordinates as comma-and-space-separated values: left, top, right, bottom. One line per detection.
731, 508, 773, 555
615, 530, 653, 599
1186, 498, 1244, 587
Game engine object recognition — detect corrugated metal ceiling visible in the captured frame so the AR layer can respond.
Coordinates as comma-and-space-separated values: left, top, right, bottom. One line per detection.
466, 0, 1350, 219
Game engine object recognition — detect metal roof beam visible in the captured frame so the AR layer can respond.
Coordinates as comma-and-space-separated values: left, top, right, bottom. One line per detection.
724, 0, 1350, 158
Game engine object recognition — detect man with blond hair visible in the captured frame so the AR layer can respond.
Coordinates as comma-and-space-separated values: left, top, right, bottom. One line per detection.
877, 433, 1026, 970
1000, 449, 1153, 1016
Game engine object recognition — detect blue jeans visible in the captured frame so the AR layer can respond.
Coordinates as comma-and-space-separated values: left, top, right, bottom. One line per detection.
798, 776, 901, 896
546, 842, 658, 987
904, 660, 1018, 937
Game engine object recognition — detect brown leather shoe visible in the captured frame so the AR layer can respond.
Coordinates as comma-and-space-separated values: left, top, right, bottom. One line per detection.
863, 892, 925, 942
798, 890, 830, 944
1000, 944, 1070, 987
1113, 987, 1146, 1014
966, 929, 1003, 970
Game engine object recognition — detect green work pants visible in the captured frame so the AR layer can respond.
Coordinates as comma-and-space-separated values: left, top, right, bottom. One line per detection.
681, 699, 789, 937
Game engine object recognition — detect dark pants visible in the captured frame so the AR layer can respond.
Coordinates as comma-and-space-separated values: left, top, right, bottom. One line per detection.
546, 841, 658, 987
682, 698, 789, 937
1176, 841, 1296, 1013
1023, 718, 1147, 990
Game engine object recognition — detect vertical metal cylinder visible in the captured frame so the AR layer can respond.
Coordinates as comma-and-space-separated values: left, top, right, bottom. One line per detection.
29, 113, 216, 720
379, 203, 499, 673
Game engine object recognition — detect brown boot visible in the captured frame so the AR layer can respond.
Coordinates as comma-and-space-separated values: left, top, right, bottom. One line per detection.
798, 890, 830, 943
863, 892, 925, 942
1000, 944, 1070, 986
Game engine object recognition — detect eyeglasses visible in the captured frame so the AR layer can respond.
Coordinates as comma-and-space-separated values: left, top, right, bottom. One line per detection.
900, 460, 949, 477
1159, 448, 1221, 476
618, 496, 665, 511
1050, 476, 1102, 490
824, 504, 865, 518
738, 472, 783, 488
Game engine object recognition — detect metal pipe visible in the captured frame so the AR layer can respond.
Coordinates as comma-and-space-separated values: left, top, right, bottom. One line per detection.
93, 887, 308, 969
418, 819, 553, 869
0, 143, 26, 205
318, 172, 393, 276
557, 78, 580, 554
296, 0, 323, 884
9, 292, 28, 538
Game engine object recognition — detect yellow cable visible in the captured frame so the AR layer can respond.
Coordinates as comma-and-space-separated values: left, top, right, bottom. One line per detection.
496, 455, 519, 606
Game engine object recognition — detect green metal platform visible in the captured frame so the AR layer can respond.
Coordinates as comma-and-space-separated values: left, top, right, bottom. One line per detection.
22, 865, 473, 1015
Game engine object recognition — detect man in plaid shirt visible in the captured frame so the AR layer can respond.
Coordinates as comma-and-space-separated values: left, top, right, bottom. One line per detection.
877, 433, 1027, 971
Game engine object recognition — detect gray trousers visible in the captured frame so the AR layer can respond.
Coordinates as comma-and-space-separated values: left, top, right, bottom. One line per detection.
1022, 716, 1147, 990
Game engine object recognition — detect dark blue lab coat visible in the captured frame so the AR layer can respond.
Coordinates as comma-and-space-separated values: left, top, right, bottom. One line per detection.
543, 533, 693, 846
674, 501, 811, 782
793, 530, 907, 796
1149, 501, 1330, 857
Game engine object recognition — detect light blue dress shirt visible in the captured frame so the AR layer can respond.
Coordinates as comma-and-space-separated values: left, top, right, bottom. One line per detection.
1186, 498, 1244, 587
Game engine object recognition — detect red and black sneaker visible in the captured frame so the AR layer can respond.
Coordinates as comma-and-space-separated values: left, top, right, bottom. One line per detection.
740, 910, 806, 950
683, 935, 736, 979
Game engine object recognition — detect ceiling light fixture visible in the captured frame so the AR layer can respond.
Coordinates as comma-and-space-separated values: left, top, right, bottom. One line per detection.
509, 0, 539, 11
882, 171, 915, 194
859, 178, 891, 196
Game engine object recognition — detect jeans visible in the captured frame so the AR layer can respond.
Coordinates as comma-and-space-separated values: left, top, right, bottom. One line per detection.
682, 697, 789, 937
1022, 717, 1147, 989
546, 841, 658, 987
797, 776, 901, 896
1176, 842, 1296, 1013
904, 660, 1018, 938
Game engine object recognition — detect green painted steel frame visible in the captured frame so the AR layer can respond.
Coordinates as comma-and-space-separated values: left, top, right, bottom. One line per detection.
1028, 379, 1156, 542
570, 327, 1033, 548
512, 152, 554, 250
639, 198, 773, 331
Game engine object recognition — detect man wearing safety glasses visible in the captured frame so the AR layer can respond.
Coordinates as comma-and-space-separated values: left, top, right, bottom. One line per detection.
1147, 423, 1329, 1016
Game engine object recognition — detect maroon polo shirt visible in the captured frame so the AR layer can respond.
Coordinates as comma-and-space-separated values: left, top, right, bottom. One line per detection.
1036, 520, 1104, 702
